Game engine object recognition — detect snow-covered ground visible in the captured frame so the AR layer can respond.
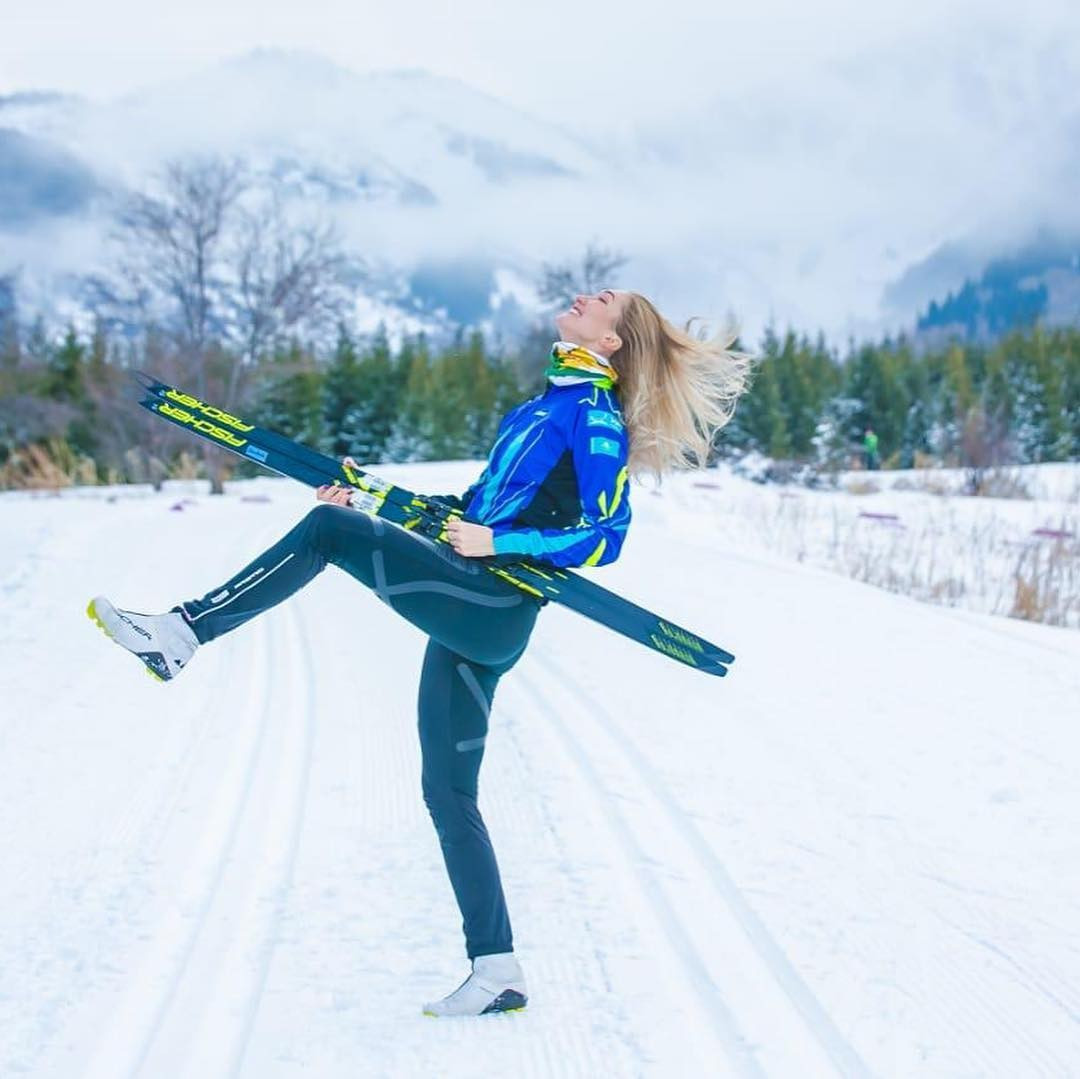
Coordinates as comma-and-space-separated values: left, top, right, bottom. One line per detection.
689, 461, 1080, 629
1, 465, 1079, 1078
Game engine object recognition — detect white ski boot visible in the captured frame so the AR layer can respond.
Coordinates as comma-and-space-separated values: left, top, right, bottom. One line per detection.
422, 953, 528, 1017
87, 596, 199, 682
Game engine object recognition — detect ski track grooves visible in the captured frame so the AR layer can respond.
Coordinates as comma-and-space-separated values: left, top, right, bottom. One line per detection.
521, 648, 871, 1079
82, 597, 316, 1078
511, 664, 765, 1079
230, 602, 317, 1076
82, 616, 275, 1079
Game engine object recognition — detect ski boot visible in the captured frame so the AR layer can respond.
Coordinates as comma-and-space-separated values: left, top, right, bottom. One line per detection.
423, 953, 528, 1017
87, 596, 198, 682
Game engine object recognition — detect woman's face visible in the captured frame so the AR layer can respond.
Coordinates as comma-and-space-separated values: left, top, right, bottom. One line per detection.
554, 289, 627, 356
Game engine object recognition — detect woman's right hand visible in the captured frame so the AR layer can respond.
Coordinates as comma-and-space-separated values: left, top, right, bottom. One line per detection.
316, 484, 352, 507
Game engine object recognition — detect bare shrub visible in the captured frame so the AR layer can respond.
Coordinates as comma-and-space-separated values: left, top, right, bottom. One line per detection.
718, 473, 1079, 628
890, 474, 951, 496
169, 451, 204, 481
90, 155, 348, 493
928, 577, 968, 603
971, 468, 1032, 500
924, 479, 952, 496
1008, 531, 1079, 626
0, 439, 98, 490
1010, 574, 1042, 622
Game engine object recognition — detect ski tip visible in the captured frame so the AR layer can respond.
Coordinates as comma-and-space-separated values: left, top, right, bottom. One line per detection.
132, 370, 167, 389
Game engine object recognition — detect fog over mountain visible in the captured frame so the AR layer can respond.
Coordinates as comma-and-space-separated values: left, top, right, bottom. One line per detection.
1, 30, 1078, 346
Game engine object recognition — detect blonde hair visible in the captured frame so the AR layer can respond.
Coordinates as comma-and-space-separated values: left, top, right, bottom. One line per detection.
610, 292, 755, 478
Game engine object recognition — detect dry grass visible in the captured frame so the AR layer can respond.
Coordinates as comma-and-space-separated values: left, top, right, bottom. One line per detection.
970, 468, 1033, 500
894, 475, 952, 496
722, 482, 1080, 629
0, 442, 207, 491
170, 451, 204, 481
0, 440, 98, 490
1008, 532, 1080, 626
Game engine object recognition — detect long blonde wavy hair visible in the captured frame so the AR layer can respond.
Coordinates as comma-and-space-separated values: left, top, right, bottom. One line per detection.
609, 293, 755, 478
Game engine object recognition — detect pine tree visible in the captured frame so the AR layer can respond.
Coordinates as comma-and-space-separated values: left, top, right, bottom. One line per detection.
321, 323, 406, 464
1006, 326, 1067, 463
773, 330, 817, 456
899, 349, 932, 467
47, 327, 87, 403
253, 343, 325, 448
813, 395, 863, 471
358, 324, 403, 462
842, 340, 907, 461
386, 335, 434, 462
425, 330, 478, 460
0, 274, 20, 371
729, 326, 786, 456
456, 329, 504, 457
1059, 330, 1080, 459
323, 324, 363, 457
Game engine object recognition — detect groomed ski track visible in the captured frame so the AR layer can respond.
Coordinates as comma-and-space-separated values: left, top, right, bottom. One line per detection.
2, 470, 1079, 1077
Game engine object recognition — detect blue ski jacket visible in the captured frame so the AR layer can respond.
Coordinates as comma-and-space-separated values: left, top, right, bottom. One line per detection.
437, 380, 631, 569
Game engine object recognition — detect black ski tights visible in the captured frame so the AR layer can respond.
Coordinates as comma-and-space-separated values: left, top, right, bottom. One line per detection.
180, 504, 541, 957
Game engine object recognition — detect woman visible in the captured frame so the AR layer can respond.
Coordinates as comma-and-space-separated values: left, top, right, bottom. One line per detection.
88, 289, 751, 1017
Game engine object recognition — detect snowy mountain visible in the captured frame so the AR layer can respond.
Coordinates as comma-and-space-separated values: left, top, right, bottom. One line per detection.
0, 52, 600, 201
0, 50, 603, 337
883, 230, 1080, 346
2, 42, 1079, 346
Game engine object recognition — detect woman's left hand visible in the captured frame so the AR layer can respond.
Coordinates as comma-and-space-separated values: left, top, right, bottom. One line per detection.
316, 484, 352, 506
446, 517, 495, 558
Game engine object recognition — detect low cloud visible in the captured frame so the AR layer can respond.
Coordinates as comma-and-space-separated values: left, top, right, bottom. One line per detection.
2, 3, 1078, 346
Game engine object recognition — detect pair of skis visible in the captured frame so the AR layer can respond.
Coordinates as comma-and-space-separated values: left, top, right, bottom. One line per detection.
134, 372, 735, 677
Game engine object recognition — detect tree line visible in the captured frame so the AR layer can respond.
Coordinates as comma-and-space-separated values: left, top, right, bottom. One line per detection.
0, 314, 531, 488
730, 323, 1080, 471
2, 307, 1077, 490
0, 155, 1077, 489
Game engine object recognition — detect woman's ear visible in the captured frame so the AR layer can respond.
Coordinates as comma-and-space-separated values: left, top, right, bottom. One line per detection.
602, 331, 622, 355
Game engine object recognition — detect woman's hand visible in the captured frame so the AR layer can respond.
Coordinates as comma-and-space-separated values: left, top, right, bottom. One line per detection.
446, 517, 495, 558
316, 484, 352, 507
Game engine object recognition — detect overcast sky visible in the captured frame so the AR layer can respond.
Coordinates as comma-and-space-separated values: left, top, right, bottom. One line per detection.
4, 0, 1076, 131
4, 0, 1079, 341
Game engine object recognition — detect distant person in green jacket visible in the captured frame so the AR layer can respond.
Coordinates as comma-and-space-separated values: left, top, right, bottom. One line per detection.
863, 427, 880, 471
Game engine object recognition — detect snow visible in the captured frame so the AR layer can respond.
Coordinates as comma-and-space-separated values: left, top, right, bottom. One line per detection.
835, 462, 1080, 504
692, 461, 1080, 628
1, 465, 1079, 1077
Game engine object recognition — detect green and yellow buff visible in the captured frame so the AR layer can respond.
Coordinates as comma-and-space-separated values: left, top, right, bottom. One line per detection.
545, 341, 619, 389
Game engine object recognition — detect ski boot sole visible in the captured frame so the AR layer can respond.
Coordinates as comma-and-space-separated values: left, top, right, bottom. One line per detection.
422, 990, 528, 1018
